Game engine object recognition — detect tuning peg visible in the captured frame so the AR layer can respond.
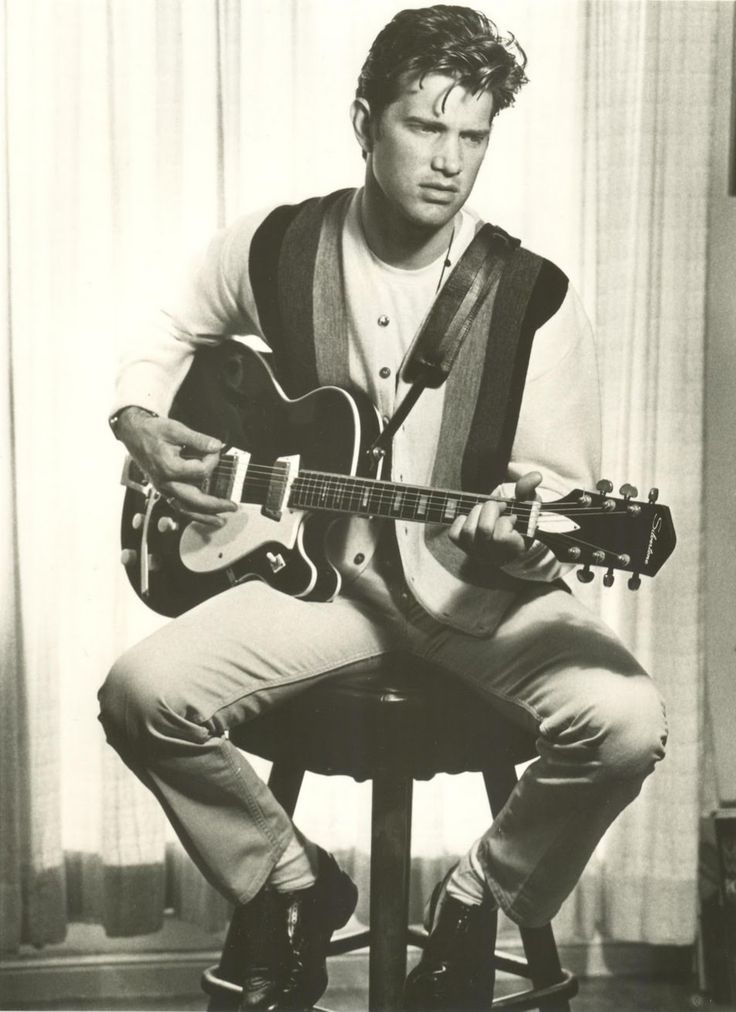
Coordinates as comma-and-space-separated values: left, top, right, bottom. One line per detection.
603, 568, 615, 588
576, 565, 595, 584
596, 479, 613, 494
619, 483, 638, 500
648, 487, 659, 503
627, 573, 641, 591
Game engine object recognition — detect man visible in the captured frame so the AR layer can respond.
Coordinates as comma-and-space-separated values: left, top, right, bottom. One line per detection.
100, 6, 667, 1010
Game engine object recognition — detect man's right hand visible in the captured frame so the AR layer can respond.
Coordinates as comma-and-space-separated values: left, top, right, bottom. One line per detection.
116, 408, 239, 527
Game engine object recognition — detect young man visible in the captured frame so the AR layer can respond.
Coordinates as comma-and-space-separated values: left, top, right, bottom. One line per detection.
100, 7, 667, 1010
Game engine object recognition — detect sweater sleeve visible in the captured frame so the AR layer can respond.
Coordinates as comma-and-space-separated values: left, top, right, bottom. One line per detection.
499, 283, 601, 581
112, 208, 270, 417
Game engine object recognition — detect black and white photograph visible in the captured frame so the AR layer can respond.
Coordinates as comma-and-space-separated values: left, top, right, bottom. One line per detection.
1, 1, 735, 1010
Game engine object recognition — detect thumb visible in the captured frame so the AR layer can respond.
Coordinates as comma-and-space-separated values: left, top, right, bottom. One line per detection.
515, 471, 543, 501
163, 419, 224, 454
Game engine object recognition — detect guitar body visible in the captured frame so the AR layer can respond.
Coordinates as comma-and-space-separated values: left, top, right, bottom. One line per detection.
121, 344, 677, 617
120, 343, 381, 617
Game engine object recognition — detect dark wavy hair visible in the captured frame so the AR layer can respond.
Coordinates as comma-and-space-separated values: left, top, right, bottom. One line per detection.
356, 5, 528, 122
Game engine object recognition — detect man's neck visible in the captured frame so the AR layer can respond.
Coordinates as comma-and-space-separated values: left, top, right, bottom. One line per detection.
359, 176, 457, 270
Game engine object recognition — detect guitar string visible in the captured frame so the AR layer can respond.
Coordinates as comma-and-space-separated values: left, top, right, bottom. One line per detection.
174, 464, 647, 561
204, 465, 639, 516
208, 458, 646, 512
211, 493, 638, 521
202, 479, 633, 519
201, 481, 643, 519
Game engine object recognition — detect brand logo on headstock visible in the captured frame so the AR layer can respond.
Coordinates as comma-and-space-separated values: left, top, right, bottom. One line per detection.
645, 515, 662, 565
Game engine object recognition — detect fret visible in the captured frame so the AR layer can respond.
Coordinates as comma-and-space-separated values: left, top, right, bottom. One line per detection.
289, 472, 490, 526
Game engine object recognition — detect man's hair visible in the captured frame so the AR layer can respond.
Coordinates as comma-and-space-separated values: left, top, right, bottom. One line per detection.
356, 5, 528, 121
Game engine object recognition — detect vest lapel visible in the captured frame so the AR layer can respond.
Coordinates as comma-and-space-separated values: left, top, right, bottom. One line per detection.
311, 191, 352, 389
275, 189, 353, 395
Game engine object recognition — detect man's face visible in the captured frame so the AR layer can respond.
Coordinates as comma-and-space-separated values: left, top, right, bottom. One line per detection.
368, 73, 493, 230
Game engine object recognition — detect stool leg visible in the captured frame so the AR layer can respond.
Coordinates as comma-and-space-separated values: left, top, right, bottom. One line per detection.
482, 762, 518, 820
368, 772, 413, 1012
268, 761, 305, 818
518, 925, 571, 1012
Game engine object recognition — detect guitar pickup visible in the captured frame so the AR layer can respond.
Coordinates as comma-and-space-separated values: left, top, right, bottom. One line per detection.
262, 455, 300, 521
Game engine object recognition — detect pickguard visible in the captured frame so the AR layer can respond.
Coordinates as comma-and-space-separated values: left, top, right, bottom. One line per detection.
180, 505, 304, 573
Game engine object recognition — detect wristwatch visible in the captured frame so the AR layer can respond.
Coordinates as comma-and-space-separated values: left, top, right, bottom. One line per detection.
108, 405, 158, 440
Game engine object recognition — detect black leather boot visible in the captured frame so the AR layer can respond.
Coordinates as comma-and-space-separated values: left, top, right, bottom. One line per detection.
403, 872, 497, 1010
216, 848, 357, 1012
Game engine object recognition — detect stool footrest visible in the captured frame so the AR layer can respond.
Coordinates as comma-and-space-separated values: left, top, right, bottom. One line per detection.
327, 928, 371, 955
491, 968, 578, 1011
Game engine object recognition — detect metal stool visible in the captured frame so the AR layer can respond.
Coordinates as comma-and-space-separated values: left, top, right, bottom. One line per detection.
203, 653, 578, 1011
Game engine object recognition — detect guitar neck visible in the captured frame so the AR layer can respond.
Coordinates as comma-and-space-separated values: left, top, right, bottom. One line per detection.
289, 470, 499, 526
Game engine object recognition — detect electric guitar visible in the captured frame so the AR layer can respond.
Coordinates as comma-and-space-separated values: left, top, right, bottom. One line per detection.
120, 343, 676, 617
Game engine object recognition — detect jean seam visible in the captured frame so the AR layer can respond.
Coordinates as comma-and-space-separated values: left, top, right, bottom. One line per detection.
204, 647, 390, 727
220, 736, 289, 851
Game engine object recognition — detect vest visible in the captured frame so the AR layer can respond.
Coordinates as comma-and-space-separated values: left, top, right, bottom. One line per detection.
249, 188, 569, 590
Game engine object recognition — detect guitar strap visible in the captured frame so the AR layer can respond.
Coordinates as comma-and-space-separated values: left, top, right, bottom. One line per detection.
366, 223, 520, 464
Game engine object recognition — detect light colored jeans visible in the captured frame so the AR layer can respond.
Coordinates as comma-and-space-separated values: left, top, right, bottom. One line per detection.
98, 542, 667, 928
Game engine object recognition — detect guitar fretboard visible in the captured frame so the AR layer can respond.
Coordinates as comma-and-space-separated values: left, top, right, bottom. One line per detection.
289, 471, 492, 525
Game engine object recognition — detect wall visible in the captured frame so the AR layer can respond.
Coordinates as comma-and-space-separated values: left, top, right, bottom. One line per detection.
704, 2, 736, 806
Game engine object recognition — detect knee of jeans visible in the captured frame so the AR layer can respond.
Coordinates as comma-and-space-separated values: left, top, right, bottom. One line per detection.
594, 677, 668, 782
98, 645, 205, 755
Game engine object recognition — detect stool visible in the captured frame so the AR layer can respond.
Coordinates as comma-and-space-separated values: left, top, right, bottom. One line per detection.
203, 654, 578, 1011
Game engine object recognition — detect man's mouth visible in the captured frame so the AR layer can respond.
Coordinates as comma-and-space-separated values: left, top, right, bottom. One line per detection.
420, 183, 459, 202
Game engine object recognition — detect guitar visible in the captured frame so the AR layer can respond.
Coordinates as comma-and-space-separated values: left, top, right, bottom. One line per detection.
120, 343, 676, 617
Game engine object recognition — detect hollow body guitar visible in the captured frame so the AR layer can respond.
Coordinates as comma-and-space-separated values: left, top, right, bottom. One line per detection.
120, 343, 676, 617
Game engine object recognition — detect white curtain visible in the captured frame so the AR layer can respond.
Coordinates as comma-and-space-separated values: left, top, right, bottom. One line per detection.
1, 0, 717, 950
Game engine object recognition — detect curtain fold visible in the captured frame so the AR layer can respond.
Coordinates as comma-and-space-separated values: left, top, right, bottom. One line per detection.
1, 0, 718, 952
576, 0, 715, 944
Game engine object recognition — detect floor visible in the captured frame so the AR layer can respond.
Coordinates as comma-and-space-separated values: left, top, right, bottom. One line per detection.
3, 919, 734, 1011
5, 964, 734, 1012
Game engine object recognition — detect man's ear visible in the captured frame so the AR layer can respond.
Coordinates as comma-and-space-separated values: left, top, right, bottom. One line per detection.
351, 98, 374, 156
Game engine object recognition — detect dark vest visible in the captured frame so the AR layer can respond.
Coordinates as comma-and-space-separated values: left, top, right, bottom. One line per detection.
249, 188, 569, 588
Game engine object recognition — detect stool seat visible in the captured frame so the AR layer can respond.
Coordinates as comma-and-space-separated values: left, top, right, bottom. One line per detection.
207, 653, 577, 1012
230, 652, 536, 780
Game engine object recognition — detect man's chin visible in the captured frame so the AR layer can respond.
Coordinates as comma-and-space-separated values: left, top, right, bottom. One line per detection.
403, 200, 460, 233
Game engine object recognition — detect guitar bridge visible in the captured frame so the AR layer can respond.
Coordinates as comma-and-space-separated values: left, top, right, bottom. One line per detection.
262, 455, 300, 521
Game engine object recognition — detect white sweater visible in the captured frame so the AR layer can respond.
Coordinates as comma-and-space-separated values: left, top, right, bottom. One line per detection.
114, 191, 601, 635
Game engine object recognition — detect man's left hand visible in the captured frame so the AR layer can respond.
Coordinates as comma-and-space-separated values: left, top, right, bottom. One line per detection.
448, 471, 543, 567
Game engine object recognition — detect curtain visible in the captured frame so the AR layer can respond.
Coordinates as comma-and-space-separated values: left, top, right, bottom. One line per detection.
0, 0, 718, 952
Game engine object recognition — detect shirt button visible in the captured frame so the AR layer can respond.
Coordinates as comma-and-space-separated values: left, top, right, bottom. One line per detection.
382, 415, 390, 425
377, 315, 390, 327
353, 553, 365, 565
379, 366, 391, 379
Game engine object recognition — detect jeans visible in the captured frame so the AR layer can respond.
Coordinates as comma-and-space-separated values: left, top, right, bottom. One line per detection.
98, 540, 667, 928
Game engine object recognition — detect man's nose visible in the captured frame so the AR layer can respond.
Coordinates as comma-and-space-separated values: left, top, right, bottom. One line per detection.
431, 136, 462, 176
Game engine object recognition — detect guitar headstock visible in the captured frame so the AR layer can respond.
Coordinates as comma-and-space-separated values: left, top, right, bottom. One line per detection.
531, 481, 676, 589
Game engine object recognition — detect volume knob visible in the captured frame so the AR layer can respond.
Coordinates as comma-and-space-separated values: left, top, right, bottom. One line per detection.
157, 516, 180, 534
120, 549, 138, 567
